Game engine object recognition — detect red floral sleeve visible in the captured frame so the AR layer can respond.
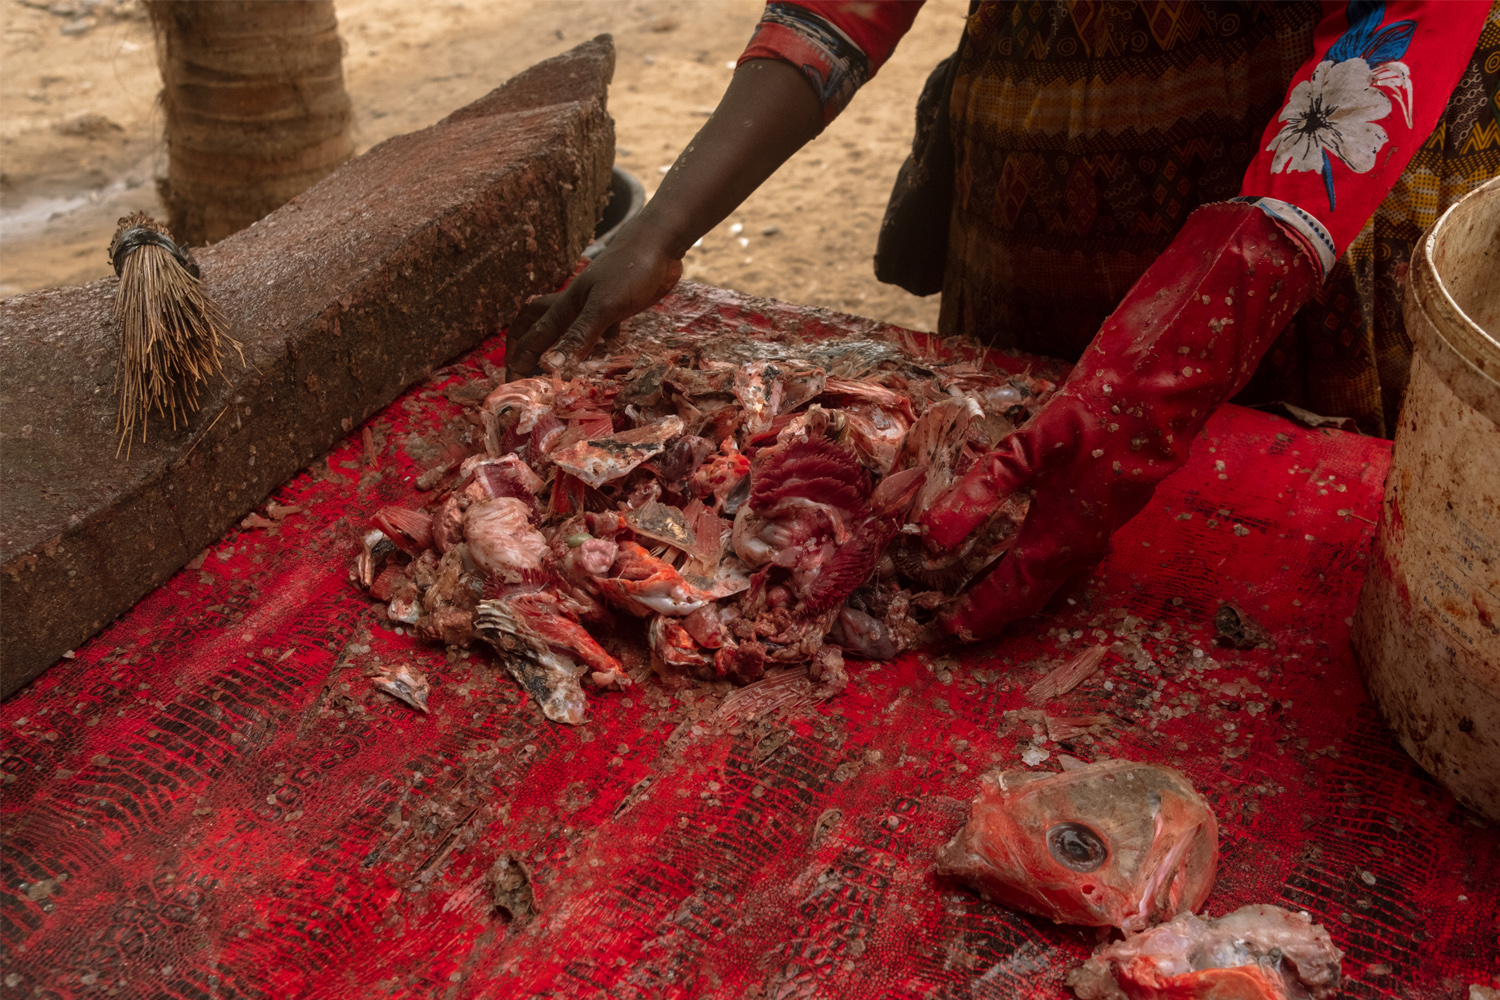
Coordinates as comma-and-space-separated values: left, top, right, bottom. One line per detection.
737, 1, 925, 126
1235, 0, 1492, 277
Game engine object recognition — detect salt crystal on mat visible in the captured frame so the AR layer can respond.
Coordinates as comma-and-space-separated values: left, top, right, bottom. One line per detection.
1020, 745, 1050, 766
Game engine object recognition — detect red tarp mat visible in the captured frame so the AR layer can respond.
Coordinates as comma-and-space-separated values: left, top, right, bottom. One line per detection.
3, 286, 1497, 999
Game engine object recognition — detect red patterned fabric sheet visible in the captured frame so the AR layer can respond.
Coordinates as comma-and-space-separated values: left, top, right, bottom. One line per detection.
3, 286, 1497, 999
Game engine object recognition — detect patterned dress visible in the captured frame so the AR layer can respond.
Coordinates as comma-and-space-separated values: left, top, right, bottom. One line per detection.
740, 1, 1499, 436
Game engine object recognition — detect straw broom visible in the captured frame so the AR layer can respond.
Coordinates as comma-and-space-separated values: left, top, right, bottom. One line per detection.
108, 211, 237, 455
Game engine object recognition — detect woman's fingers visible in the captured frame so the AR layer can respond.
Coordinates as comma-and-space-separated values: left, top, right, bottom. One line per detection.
504, 248, 683, 380
508, 293, 561, 344
504, 291, 576, 380
537, 275, 639, 371
541, 309, 619, 372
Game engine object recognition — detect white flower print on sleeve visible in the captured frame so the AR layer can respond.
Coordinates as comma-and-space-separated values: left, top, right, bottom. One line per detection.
1269, 60, 1392, 176
1264, 0, 1416, 211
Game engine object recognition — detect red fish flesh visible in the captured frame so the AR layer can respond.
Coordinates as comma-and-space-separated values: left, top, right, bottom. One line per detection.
936, 759, 1218, 932
355, 317, 1054, 723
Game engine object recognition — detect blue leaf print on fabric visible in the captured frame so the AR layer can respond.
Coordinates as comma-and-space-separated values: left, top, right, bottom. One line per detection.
1327, 1, 1415, 66
1327, 0, 1388, 63
1362, 21, 1415, 66
1266, 0, 1417, 213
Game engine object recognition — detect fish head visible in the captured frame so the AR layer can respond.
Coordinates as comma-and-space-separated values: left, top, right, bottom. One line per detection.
936, 759, 1217, 930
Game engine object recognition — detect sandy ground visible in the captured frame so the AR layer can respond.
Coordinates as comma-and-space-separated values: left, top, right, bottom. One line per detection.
0, 0, 968, 330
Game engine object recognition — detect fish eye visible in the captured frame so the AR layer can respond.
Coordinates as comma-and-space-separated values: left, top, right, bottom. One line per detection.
1046, 822, 1108, 872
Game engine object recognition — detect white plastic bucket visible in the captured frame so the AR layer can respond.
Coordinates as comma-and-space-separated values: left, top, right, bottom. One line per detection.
1352, 176, 1500, 821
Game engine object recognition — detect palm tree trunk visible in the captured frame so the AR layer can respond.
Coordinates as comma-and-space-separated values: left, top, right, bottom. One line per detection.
148, 0, 355, 246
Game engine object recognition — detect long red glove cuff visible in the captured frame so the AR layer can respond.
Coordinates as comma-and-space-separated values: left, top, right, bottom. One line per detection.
933, 201, 1320, 639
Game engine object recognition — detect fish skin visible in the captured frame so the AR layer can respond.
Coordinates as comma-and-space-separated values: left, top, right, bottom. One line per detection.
1067, 904, 1343, 1000
894, 396, 973, 520
841, 403, 909, 474
624, 500, 696, 551
593, 541, 715, 618
369, 663, 431, 714
357, 529, 395, 588
431, 495, 465, 553
481, 376, 554, 433
648, 615, 714, 676
464, 498, 549, 579
474, 596, 590, 725
733, 363, 785, 438
372, 507, 434, 555
936, 759, 1218, 932
551, 416, 685, 489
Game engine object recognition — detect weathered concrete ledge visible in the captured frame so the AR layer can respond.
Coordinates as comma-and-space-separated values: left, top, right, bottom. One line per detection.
0, 36, 617, 696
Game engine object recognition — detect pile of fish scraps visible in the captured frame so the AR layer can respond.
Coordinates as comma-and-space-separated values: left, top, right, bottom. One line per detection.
354, 320, 1054, 724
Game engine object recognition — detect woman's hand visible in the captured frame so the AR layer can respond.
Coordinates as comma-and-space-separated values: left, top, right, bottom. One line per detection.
921, 202, 1320, 640
504, 221, 684, 379
504, 57, 823, 380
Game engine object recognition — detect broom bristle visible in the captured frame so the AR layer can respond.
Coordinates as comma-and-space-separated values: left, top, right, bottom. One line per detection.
111, 212, 234, 456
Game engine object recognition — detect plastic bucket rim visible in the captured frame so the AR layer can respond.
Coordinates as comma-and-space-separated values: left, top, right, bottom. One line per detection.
1417, 176, 1500, 370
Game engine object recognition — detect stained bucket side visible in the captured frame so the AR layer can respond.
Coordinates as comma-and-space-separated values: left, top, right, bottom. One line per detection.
1352, 176, 1500, 822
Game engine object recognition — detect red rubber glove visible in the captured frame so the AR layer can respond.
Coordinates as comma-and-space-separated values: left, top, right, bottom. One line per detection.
923, 202, 1320, 641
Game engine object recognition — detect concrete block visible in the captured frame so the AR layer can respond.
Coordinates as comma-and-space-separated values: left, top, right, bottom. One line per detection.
0, 36, 617, 697
443, 33, 615, 125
